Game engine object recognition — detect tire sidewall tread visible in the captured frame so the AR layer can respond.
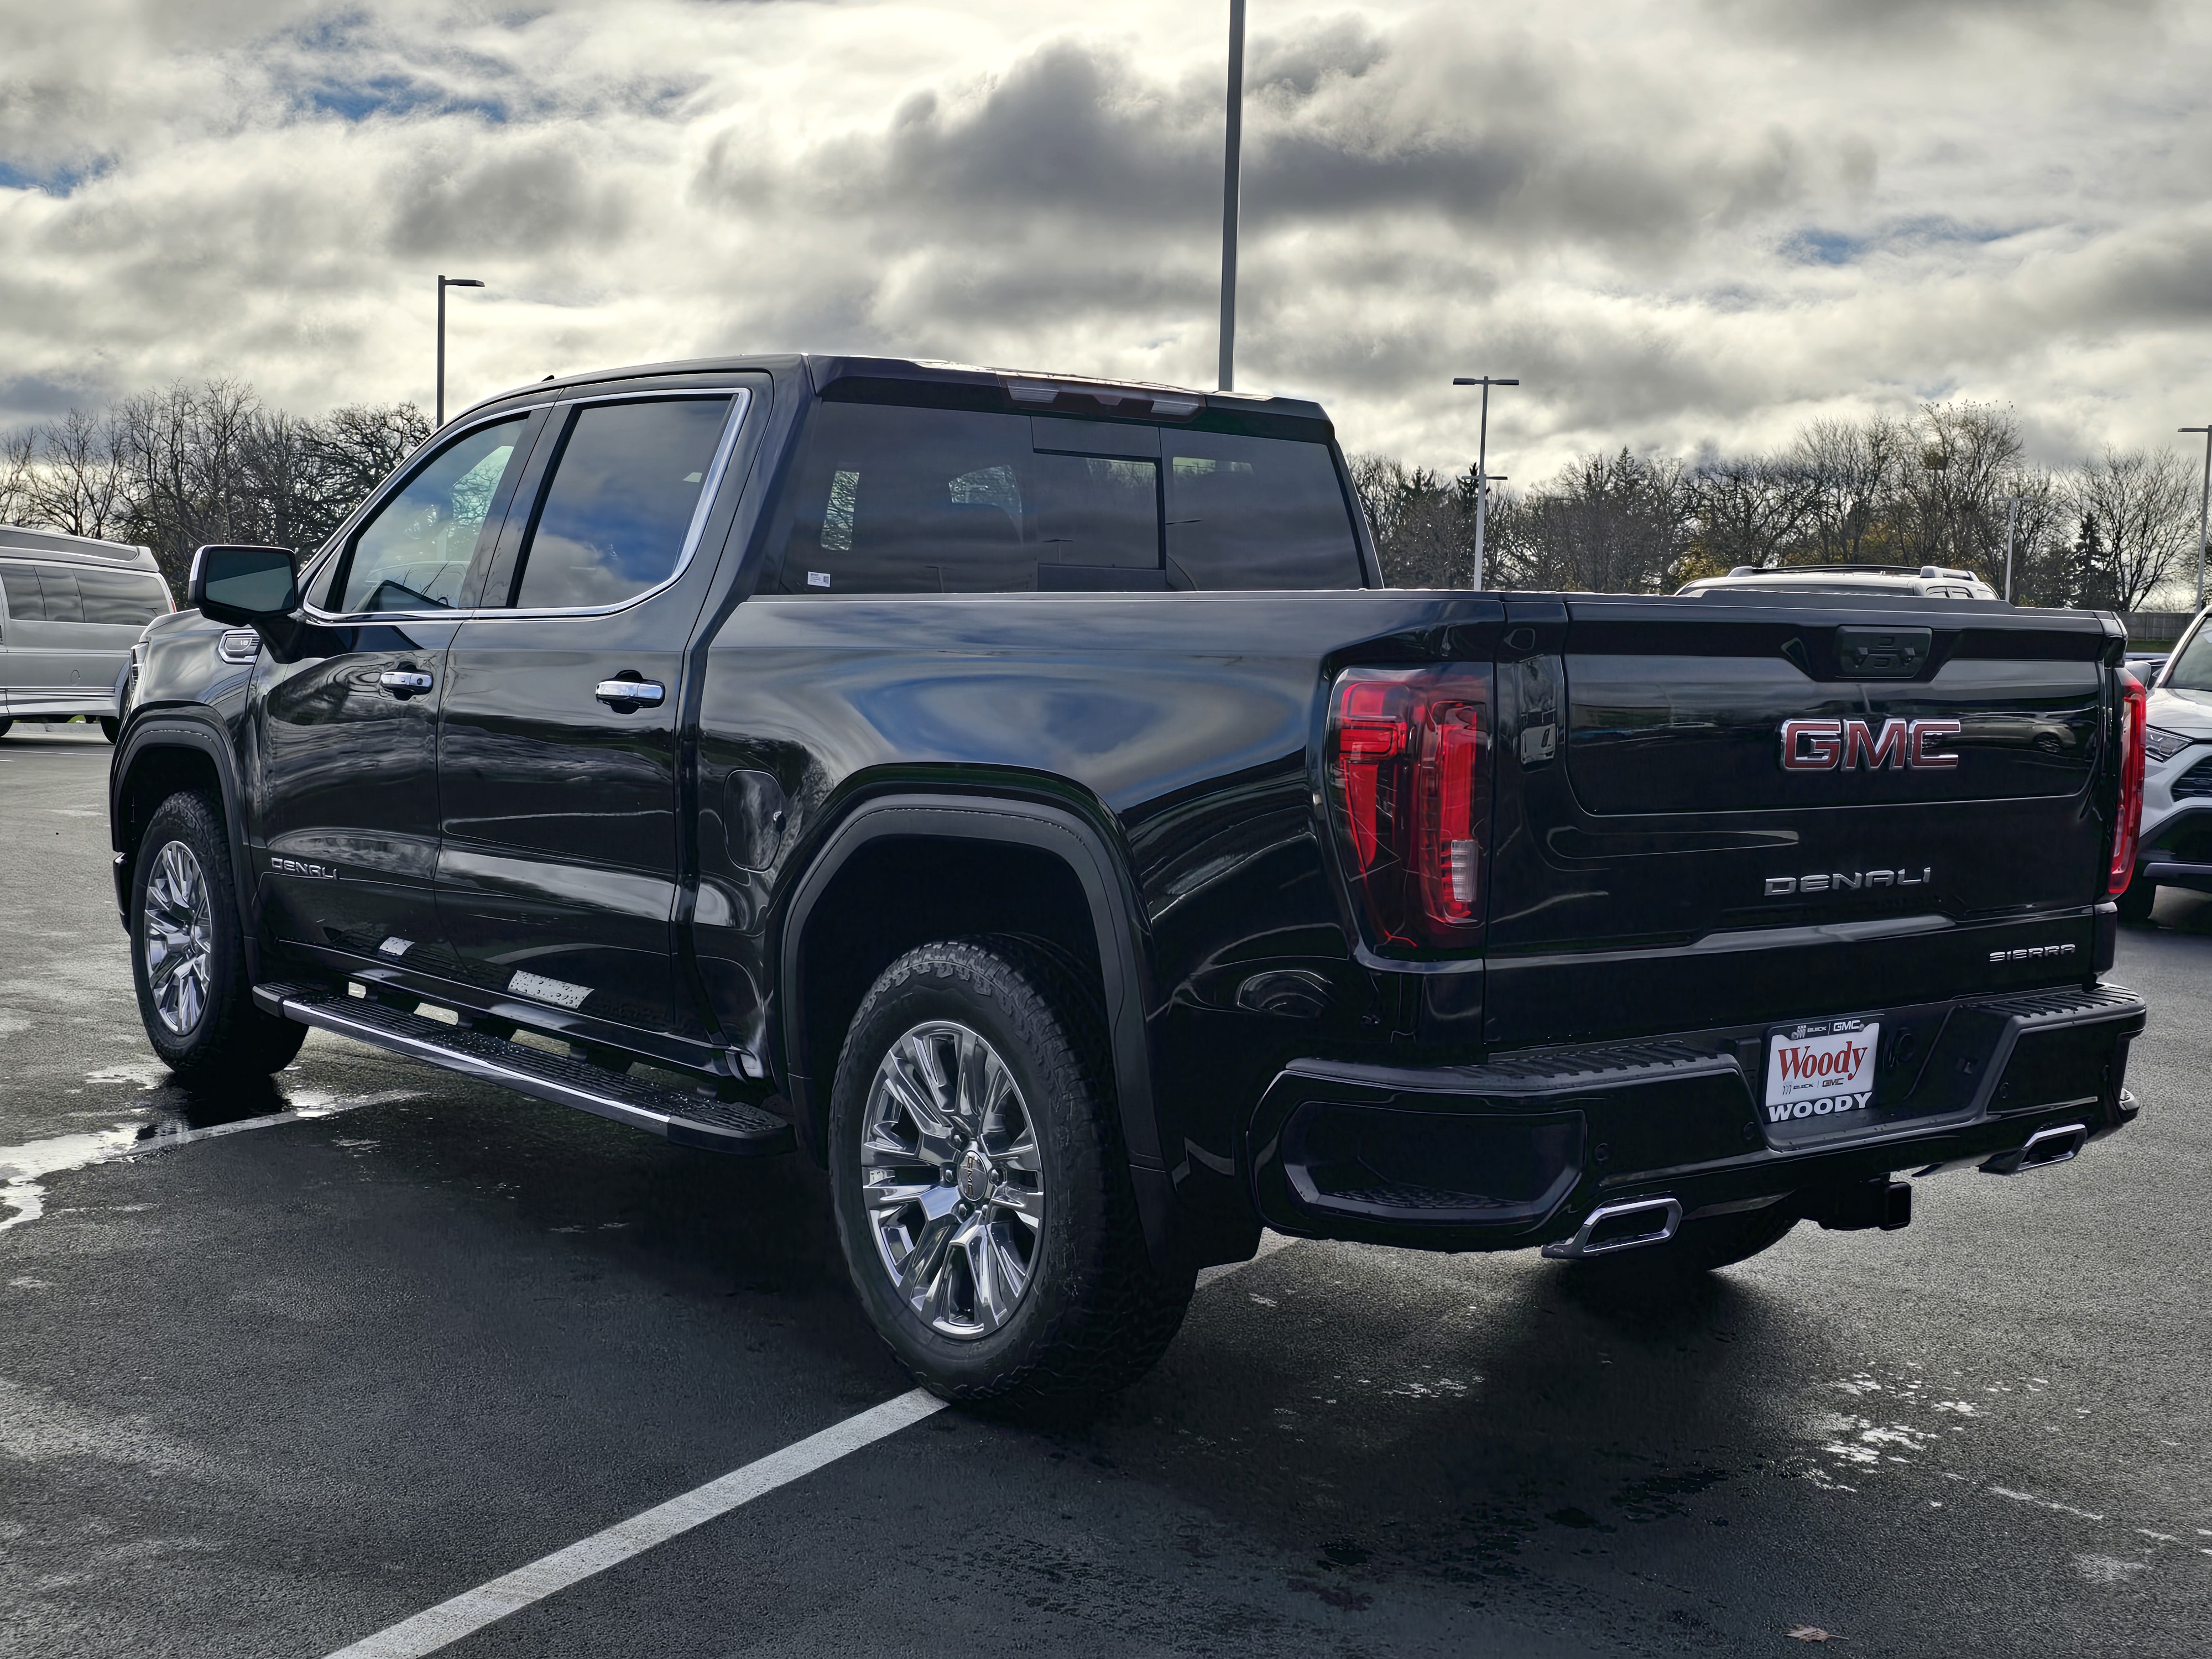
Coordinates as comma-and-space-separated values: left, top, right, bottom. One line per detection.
130, 790, 303, 1078
828, 935, 1190, 1409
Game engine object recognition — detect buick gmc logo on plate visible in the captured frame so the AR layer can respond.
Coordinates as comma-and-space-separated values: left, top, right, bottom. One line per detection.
1765, 1018, 1880, 1125
1781, 716, 1960, 771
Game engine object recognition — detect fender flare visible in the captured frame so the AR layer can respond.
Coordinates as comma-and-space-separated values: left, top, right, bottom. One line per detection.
776, 792, 1178, 1265
111, 713, 257, 962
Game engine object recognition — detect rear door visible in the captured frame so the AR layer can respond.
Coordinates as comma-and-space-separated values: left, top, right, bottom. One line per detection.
1483, 596, 2115, 1047
434, 386, 752, 1043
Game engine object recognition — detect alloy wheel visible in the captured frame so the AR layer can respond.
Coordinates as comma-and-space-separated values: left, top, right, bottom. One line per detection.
143, 839, 213, 1036
859, 1019, 1046, 1339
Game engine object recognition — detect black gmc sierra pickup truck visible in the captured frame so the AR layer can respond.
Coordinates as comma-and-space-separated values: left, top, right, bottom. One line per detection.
109, 354, 2149, 1406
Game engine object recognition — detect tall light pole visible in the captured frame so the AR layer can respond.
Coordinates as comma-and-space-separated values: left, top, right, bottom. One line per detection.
2002, 494, 2021, 603
2183, 425, 2212, 614
1217, 0, 1245, 393
437, 275, 485, 429
1453, 375, 1519, 589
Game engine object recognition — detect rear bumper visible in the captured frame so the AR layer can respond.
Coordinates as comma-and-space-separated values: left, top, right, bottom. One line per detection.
1246, 982, 2146, 1253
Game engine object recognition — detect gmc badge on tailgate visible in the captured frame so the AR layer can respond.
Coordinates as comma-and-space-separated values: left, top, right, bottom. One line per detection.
1781, 717, 1960, 771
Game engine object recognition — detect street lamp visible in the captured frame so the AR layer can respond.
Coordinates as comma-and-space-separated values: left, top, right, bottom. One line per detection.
437, 275, 486, 429
1217, 0, 1245, 393
1452, 375, 1519, 589
2182, 425, 2211, 614
2001, 494, 2021, 603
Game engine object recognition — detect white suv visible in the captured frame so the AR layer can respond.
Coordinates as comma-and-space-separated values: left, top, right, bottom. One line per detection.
2118, 608, 2212, 922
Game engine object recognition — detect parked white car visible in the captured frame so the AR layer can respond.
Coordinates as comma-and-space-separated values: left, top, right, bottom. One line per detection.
2119, 608, 2212, 921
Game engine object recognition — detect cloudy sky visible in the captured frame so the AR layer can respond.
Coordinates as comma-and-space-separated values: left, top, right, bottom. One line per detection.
3, 0, 2209, 479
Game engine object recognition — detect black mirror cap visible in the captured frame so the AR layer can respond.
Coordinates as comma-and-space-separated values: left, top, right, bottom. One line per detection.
189, 545, 299, 625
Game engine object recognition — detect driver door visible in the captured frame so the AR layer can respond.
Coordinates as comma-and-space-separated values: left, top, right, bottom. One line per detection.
249, 410, 544, 969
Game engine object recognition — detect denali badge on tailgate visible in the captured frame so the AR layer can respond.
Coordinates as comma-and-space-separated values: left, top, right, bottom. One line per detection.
1765, 867, 1931, 896
1765, 1018, 1880, 1125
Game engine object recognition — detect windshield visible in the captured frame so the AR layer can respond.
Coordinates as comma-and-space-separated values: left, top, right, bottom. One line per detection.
2164, 622, 2212, 692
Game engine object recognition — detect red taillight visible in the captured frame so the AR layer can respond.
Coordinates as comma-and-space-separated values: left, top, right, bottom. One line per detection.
1325, 665, 1490, 950
2109, 676, 2148, 897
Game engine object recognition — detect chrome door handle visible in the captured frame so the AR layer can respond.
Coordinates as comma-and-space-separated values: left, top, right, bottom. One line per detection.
379, 669, 434, 695
594, 679, 665, 708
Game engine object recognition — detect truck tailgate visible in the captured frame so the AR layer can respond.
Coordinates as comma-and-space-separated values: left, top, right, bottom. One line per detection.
1483, 596, 2119, 1048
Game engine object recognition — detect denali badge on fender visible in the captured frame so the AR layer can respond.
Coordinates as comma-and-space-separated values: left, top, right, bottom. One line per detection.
1781, 716, 1961, 771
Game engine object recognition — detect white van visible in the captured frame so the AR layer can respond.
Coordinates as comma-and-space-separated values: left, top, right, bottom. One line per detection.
0, 527, 175, 740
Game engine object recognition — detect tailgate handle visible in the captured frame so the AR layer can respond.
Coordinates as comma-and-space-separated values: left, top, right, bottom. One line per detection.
1837, 626, 1931, 679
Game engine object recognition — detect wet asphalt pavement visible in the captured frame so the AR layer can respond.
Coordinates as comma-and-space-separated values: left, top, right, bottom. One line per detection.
2, 722, 2208, 1658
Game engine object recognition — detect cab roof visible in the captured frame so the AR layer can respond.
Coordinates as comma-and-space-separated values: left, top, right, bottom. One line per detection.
457, 353, 1334, 439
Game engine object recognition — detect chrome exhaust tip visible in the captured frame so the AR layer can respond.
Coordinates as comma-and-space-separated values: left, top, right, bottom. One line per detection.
1542, 1196, 1683, 1260
1981, 1121, 2089, 1176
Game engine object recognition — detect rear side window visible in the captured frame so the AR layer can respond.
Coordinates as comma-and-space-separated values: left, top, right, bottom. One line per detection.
773, 404, 1162, 594
503, 397, 733, 611
772, 401, 1363, 593
331, 416, 529, 614
77, 567, 170, 624
1164, 431, 1362, 590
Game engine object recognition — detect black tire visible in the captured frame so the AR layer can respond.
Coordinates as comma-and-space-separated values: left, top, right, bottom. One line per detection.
0, 717, 12, 739
828, 936, 1193, 1410
130, 791, 306, 1078
100, 717, 119, 743
2116, 875, 2156, 925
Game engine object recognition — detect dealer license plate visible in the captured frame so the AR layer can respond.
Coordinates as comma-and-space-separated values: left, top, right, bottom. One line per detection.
1764, 1018, 1881, 1132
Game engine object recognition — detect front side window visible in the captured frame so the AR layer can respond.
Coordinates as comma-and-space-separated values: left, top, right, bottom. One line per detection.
503, 398, 732, 610
332, 416, 528, 614
1164, 431, 1363, 590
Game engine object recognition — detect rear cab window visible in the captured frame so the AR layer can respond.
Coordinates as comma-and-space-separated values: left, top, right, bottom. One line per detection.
769, 397, 1365, 594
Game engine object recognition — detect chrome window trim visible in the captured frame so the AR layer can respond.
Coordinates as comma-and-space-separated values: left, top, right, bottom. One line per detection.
298, 388, 752, 627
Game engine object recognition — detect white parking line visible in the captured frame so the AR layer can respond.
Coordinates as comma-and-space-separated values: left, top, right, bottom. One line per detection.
321, 1230, 1308, 1657
320, 1389, 947, 1659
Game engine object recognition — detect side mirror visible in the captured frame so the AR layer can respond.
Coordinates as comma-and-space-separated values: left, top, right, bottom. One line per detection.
189, 545, 298, 625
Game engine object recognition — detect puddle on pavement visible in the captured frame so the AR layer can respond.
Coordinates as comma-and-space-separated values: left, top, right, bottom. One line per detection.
0, 1069, 419, 1231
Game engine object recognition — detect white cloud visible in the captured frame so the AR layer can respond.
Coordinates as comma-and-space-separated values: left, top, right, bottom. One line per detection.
0, 0, 2207, 483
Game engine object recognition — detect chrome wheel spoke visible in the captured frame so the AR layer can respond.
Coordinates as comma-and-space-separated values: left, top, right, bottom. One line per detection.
990, 1180, 1044, 1229
862, 1015, 1046, 1340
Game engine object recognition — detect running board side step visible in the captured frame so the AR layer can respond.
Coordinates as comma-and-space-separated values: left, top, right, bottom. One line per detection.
253, 982, 794, 1156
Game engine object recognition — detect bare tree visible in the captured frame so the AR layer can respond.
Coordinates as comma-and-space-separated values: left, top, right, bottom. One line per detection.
1350, 453, 1474, 587
115, 380, 269, 587
26, 406, 132, 540
1684, 452, 1819, 577
2069, 447, 2195, 611
1895, 401, 2024, 583
0, 428, 33, 527
1491, 450, 1692, 593
1792, 415, 1910, 564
